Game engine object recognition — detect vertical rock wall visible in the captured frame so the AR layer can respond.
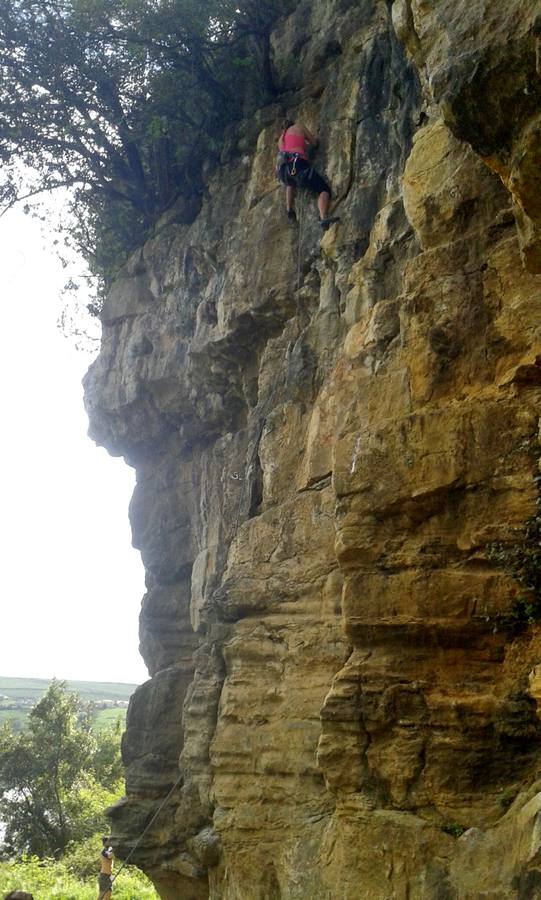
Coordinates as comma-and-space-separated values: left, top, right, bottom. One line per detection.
84, 0, 541, 896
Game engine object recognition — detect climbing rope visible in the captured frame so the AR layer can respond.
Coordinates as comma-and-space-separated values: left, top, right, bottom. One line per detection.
98, 363, 289, 898
231, 189, 312, 539
296, 191, 305, 291
97, 770, 183, 900
230, 341, 291, 541
98, 190, 316, 899
98, 374, 284, 896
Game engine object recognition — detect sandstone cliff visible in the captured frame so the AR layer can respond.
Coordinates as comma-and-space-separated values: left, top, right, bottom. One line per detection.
84, 1, 541, 897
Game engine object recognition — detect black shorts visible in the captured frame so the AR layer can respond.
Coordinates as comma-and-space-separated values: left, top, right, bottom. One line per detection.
279, 157, 331, 196
98, 873, 113, 893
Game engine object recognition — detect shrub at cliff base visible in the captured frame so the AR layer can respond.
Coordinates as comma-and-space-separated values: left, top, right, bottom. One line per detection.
0, 848, 158, 898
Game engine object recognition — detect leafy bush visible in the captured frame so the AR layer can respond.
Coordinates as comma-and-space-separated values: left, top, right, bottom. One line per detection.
0, 853, 157, 899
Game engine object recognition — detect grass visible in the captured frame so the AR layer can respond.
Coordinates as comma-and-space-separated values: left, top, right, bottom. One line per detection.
0, 855, 158, 899
93, 708, 128, 731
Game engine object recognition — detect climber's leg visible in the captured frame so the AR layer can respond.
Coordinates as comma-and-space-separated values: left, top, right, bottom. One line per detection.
298, 165, 340, 229
286, 185, 297, 222
317, 190, 330, 220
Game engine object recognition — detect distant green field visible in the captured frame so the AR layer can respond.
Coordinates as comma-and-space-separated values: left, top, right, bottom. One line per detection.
93, 707, 128, 730
0, 707, 128, 732
0, 675, 137, 703
0, 676, 136, 732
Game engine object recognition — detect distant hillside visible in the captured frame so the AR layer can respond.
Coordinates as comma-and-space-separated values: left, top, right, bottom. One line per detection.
0, 676, 137, 732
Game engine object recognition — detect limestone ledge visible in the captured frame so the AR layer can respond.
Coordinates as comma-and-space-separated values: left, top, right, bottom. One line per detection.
84, 0, 541, 896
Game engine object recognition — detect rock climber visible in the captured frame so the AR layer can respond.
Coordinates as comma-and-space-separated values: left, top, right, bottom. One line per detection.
276, 117, 339, 229
97, 836, 114, 900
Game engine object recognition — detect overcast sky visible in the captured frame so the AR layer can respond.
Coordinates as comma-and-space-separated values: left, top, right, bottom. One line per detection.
0, 205, 148, 686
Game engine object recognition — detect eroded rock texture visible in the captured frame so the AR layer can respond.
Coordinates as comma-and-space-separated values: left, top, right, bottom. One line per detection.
84, 0, 541, 896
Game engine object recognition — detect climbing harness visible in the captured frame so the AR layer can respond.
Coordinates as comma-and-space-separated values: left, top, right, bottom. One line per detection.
276, 151, 306, 186
97, 770, 184, 900
276, 151, 316, 190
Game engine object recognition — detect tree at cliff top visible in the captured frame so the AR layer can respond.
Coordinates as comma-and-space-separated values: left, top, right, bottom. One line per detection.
0, 0, 292, 291
0, 680, 123, 858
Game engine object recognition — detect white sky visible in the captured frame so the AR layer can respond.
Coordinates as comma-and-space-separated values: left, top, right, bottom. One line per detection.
0, 206, 149, 686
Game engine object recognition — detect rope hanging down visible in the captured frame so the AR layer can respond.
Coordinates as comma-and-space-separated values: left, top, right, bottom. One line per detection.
100, 350, 290, 899
100, 244, 308, 899
230, 337, 294, 540
231, 204, 309, 535
296, 191, 305, 291
98, 771, 183, 900
98, 361, 286, 895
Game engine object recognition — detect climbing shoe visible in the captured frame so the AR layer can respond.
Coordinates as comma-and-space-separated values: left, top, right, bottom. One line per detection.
319, 216, 340, 229
287, 208, 297, 224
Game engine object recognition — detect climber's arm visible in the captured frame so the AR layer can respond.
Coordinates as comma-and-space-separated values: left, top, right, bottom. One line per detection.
302, 125, 317, 147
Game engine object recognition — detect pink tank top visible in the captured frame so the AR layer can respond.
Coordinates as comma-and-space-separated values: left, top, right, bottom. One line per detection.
281, 128, 307, 158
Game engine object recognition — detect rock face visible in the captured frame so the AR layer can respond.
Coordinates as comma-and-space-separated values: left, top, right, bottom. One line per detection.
83, 0, 541, 897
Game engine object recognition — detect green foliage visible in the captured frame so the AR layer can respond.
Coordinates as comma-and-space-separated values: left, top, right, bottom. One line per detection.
0, 710, 27, 732
488, 474, 541, 628
442, 822, 466, 838
0, 0, 294, 294
0, 850, 158, 898
0, 681, 123, 859
64, 832, 109, 880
